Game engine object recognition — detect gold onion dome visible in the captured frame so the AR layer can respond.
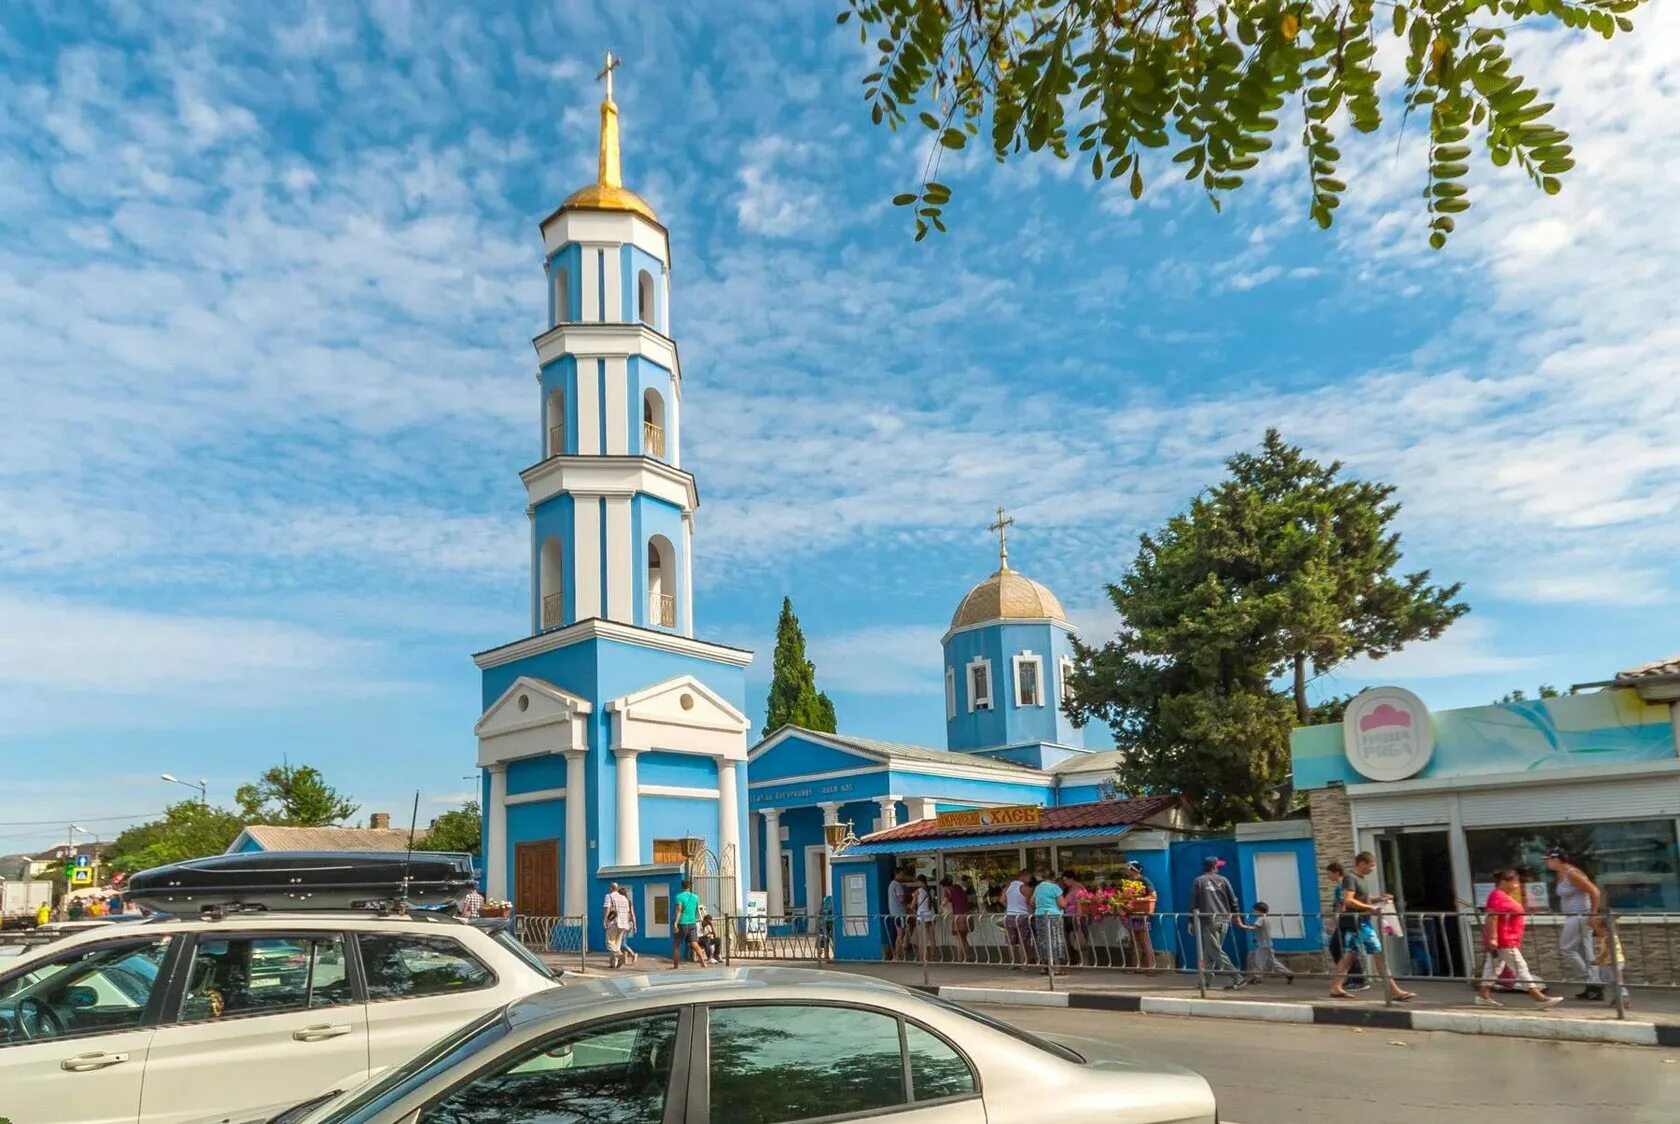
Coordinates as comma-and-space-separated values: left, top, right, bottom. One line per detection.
561, 52, 658, 224
950, 566, 1069, 629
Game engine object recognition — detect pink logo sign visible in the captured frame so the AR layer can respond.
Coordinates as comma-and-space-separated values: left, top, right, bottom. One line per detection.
1358, 703, 1413, 733
1342, 688, 1434, 781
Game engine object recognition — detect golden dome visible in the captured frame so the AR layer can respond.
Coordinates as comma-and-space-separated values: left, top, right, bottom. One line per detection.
950, 566, 1070, 629
558, 55, 658, 224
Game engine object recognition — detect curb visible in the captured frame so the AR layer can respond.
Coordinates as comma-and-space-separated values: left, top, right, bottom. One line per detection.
933, 985, 1672, 1048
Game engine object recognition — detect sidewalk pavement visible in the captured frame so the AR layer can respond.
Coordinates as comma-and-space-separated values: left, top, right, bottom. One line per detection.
539, 951, 1680, 1048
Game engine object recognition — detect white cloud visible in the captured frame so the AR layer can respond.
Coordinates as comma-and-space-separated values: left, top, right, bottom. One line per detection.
806, 624, 944, 695
1333, 619, 1541, 683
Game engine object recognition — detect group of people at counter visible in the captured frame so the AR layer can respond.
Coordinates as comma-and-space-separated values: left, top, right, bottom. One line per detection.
881, 861, 1160, 973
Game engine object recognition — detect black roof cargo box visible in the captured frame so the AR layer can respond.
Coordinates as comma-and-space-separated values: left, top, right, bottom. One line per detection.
125, 850, 476, 913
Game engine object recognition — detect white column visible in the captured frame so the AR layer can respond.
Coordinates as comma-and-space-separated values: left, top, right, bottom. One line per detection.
905, 797, 936, 822
819, 801, 842, 913
486, 763, 508, 901
875, 795, 901, 833
717, 759, 742, 911
614, 747, 641, 866
563, 749, 588, 918
763, 809, 784, 917
680, 511, 695, 637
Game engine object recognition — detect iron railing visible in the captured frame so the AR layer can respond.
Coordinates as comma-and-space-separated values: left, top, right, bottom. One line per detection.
643, 421, 665, 458
514, 914, 589, 973
649, 593, 675, 627
542, 592, 563, 628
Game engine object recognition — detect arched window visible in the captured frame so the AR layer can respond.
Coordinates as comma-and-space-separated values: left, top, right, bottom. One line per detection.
554, 269, 570, 326
641, 388, 666, 459
546, 389, 566, 458
540, 536, 564, 629
637, 269, 656, 328
646, 535, 675, 628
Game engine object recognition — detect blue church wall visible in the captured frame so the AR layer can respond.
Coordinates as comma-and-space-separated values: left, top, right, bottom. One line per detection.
545, 244, 582, 325
507, 753, 569, 794
622, 246, 667, 331
638, 794, 720, 855
629, 494, 685, 631
637, 751, 716, 788
1057, 782, 1105, 805
537, 355, 578, 458
747, 735, 875, 791
886, 770, 1052, 808
943, 622, 1079, 751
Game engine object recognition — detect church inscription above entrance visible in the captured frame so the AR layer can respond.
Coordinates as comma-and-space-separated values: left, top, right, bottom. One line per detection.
750, 779, 862, 808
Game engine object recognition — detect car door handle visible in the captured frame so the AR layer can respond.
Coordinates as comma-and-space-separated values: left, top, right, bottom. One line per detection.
293, 1023, 355, 1042
61, 1052, 129, 1072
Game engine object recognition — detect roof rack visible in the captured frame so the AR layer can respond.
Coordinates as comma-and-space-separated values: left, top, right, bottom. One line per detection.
125, 851, 477, 916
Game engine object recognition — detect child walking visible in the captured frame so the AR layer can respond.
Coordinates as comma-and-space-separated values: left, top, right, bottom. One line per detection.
1237, 902, 1294, 984
1590, 914, 1630, 1008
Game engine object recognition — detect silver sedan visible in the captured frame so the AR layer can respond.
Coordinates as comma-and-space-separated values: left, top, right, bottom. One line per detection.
273, 966, 1215, 1124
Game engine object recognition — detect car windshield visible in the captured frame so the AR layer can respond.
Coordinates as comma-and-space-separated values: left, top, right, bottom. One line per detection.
304, 1007, 511, 1122
923, 993, 1086, 1064
490, 929, 557, 980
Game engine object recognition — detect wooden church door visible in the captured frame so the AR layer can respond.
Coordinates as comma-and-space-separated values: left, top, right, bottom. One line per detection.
515, 839, 560, 916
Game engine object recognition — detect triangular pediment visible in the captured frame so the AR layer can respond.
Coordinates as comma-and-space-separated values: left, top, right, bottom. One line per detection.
607, 674, 750, 760
475, 676, 593, 739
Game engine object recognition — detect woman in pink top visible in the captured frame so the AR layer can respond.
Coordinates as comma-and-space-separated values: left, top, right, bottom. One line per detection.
1477, 869, 1564, 1009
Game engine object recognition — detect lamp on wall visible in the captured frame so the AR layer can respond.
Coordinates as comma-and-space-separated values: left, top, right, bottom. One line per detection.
679, 836, 704, 860
825, 820, 858, 854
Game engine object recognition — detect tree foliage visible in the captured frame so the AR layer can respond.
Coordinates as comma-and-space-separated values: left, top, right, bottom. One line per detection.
841, 0, 1643, 246
419, 801, 483, 855
1497, 683, 1560, 703
105, 800, 251, 874
235, 763, 359, 826
1065, 429, 1466, 825
763, 597, 839, 736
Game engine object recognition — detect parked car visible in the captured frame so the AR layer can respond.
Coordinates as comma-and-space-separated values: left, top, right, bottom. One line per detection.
0, 909, 558, 1124
270, 966, 1217, 1124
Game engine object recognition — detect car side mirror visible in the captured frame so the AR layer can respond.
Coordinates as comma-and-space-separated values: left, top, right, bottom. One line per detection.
65, 985, 99, 1009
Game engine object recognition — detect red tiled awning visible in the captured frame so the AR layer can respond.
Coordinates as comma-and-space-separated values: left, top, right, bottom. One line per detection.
858, 795, 1183, 847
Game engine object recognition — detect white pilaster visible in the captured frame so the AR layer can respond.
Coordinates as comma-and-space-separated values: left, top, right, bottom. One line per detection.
668, 371, 681, 469
875, 795, 901, 832
819, 801, 841, 912
602, 244, 623, 322
575, 497, 602, 618
763, 809, 784, 917
905, 797, 936, 822
563, 749, 588, 917
576, 358, 601, 455
615, 747, 641, 866
603, 356, 628, 454
580, 246, 602, 322
486, 763, 509, 901
604, 495, 632, 621
680, 511, 694, 637
717, 758, 741, 910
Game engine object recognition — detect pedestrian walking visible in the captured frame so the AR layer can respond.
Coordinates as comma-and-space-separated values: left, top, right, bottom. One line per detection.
1236, 902, 1294, 983
1323, 861, 1367, 990
941, 876, 973, 962
1589, 913, 1629, 1008
1191, 856, 1245, 989
603, 882, 638, 968
671, 880, 710, 968
1003, 868, 1036, 968
1546, 848, 1604, 1000
1031, 869, 1067, 974
1121, 861, 1158, 971
1476, 869, 1564, 1009
457, 885, 485, 920
884, 868, 911, 961
34, 900, 50, 928
911, 875, 937, 962
1328, 852, 1415, 1001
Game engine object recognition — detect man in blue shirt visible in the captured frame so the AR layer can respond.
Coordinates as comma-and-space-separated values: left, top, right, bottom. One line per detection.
671, 880, 710, 969
1031, 870, 1067, 973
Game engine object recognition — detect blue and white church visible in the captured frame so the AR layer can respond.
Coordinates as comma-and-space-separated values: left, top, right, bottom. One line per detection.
472, 59, 754, 947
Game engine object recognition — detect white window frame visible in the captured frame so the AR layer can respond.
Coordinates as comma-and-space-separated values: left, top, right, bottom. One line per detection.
966, 656, 992, 712
1058, 655, 1076, 706
1012, 652, 1044, 708
945, 667, 956, 720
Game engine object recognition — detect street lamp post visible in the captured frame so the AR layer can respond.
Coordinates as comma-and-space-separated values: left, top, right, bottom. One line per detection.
160, 774, 209, 804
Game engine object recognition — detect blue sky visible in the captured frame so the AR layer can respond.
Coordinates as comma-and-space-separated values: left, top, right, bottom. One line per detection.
2, 2, 1676, 853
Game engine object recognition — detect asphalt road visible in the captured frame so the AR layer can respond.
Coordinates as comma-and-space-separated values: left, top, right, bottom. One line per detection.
985, 1005, 1680, 1123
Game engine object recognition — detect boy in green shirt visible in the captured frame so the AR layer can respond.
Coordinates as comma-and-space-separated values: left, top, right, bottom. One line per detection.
671, 880, 711, 968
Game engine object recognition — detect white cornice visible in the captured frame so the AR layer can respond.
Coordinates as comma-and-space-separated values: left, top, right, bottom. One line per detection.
941, 617, 1076, 645
640, 784, 721, 800
533, 322, 680, 381
505, 786, 567, 806
539, 209, 671, 266
473, 617, 755, 670
522, 455, 697, 514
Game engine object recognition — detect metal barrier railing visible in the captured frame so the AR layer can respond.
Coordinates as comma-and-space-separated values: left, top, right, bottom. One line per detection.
513, 914, 589, 973
719, 906, 1671, 1017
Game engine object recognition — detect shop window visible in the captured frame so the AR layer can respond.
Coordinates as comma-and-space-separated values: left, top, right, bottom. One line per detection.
1013, 653, 1043, 707
940, 849, 1023, 913
1465, 820, 1680, 912
967, 657, 992, 712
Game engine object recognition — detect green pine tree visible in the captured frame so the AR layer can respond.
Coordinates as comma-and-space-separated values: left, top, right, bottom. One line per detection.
763, 597, 838, 737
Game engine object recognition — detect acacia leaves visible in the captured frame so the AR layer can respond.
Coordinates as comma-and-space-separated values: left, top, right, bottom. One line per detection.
842, 0, 1645, 247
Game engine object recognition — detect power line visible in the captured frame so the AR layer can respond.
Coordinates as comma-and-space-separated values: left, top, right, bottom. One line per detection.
0, 811, 166, 827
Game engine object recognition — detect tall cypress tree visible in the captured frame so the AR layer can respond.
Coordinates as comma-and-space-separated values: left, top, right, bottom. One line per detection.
763, 597, 838, 737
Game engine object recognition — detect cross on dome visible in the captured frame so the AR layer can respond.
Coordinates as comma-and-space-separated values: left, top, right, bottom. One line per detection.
596, 50, 620, 102
988, 506, 1015, 570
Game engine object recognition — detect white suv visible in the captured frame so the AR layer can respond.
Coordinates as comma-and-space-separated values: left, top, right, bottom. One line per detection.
0, 911, 559, 1124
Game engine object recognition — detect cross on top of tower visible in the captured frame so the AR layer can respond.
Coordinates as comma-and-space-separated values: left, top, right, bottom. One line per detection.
988, 506, 1015, 570
596, 50, 621, 102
